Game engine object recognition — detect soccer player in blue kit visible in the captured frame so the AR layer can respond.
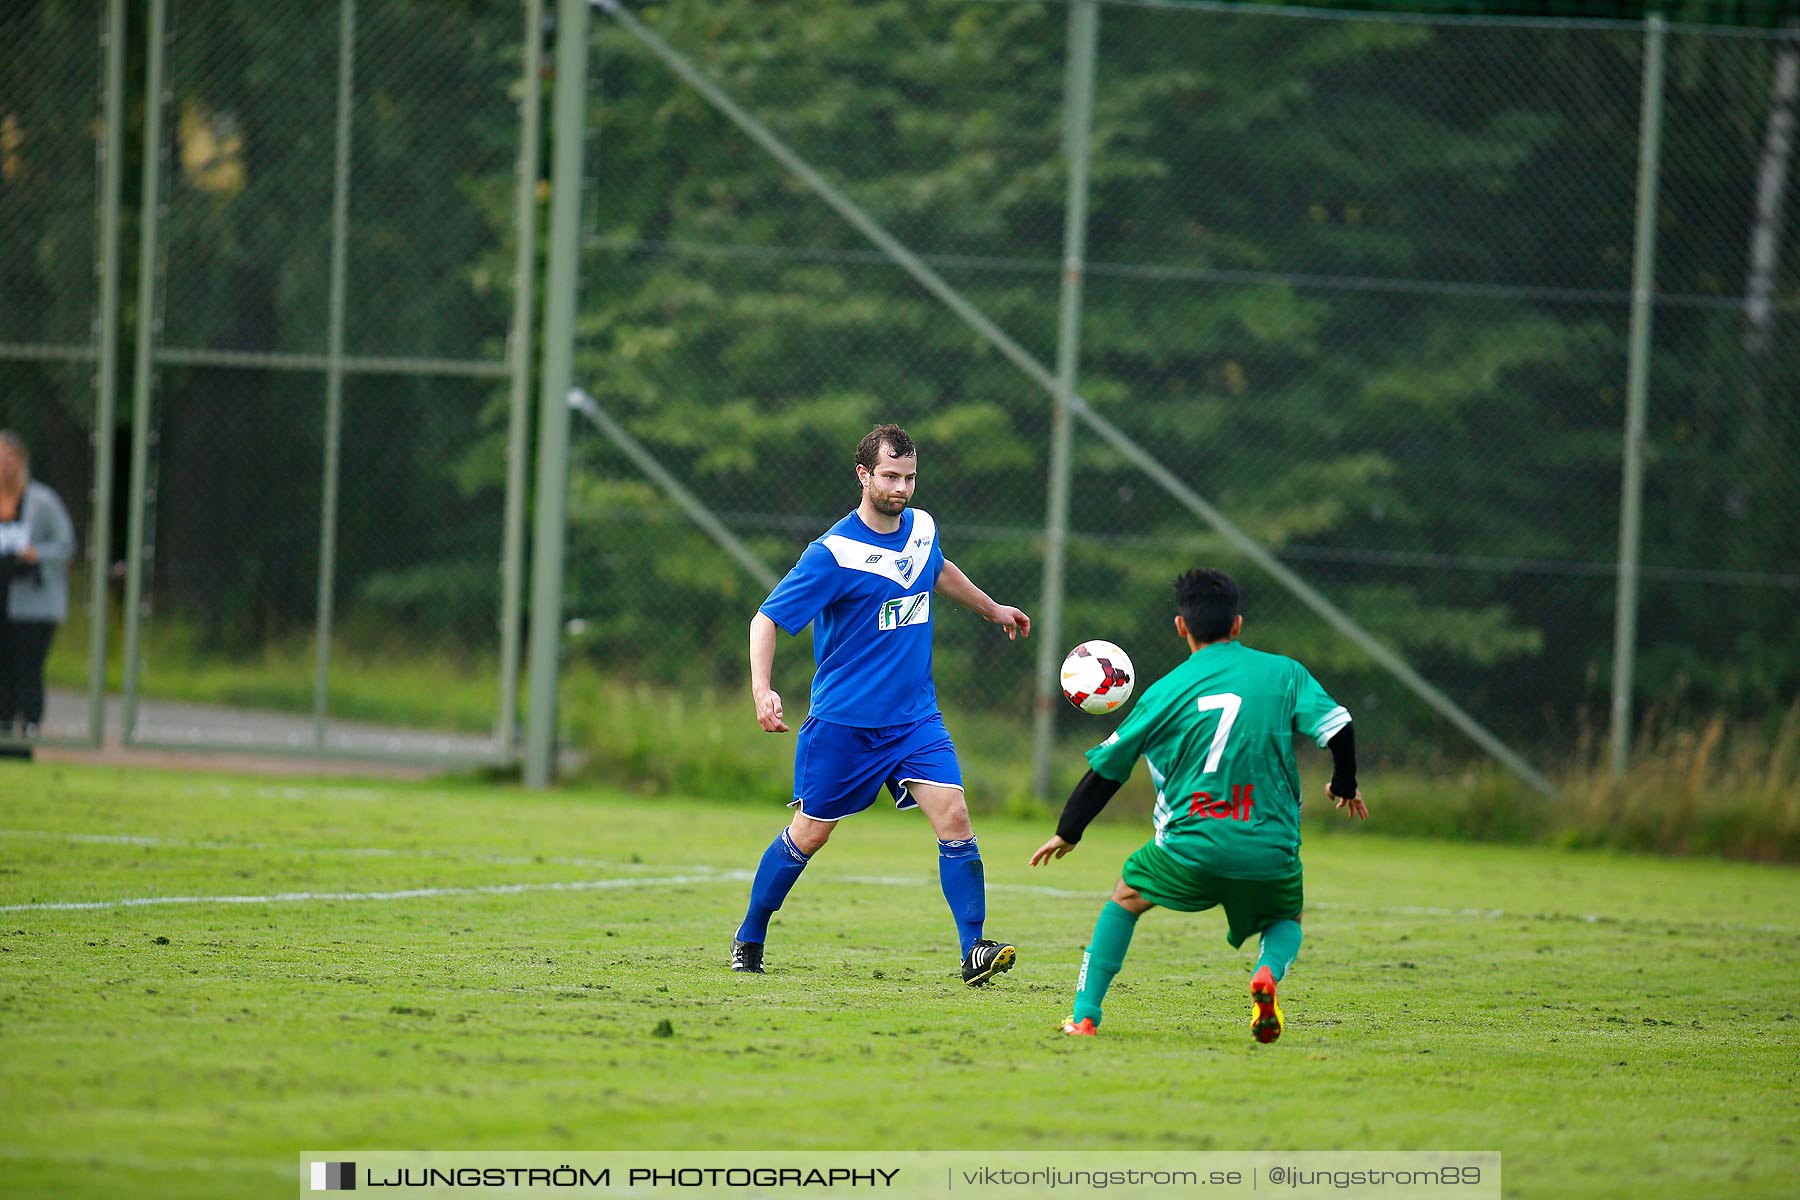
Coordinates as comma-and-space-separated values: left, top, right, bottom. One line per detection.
732, 424, 1032, 986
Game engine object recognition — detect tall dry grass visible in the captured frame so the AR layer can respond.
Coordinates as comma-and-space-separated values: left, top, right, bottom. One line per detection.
1561, 700, 1800, 860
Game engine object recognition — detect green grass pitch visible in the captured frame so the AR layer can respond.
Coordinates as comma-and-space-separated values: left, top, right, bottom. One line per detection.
2, 761, 1797, 1198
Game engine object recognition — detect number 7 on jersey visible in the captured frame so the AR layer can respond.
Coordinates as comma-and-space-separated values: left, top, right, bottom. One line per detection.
1195, 693, 1242, 774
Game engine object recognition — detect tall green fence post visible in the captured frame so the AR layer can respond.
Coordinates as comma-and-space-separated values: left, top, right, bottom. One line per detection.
498, 0, 547, 766
120, 0, 171, 744
1031, 0, 1100, 801
88, 0, 128, 745
1610, 14, 1667, 778
312, 0, 358, 750
523, 0, 592, 788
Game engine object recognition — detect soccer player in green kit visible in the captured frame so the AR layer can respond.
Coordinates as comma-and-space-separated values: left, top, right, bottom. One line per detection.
1030, 568, 1368, 1042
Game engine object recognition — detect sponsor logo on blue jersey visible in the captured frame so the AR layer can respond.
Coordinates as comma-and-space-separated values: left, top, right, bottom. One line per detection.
878, 592, 931, 630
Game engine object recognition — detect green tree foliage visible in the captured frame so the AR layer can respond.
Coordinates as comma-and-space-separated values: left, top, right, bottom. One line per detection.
570, 0, 1798, 747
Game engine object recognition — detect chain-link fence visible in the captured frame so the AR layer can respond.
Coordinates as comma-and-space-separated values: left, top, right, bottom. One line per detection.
1, 0, 117, 747
562, 0, 1800, 795
5, 0, 539, 763
9, 0, 1795, 785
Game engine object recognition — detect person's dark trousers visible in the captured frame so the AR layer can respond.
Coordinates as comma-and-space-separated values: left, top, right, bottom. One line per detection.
0, 617, 54, 759
0, 612, 19, 759
0, 610, 12, 726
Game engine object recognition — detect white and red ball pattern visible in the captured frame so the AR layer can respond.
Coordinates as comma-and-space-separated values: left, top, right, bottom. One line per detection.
1060, 640, 1136, 715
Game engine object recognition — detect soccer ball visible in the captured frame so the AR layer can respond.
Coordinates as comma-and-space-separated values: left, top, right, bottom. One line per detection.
1060, 640, 1135, 714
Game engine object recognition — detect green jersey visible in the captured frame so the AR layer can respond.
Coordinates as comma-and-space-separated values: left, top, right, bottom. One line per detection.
1085, 640, 1348, 880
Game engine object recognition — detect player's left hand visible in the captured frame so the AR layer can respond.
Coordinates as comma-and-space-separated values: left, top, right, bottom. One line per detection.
991, 606, 1030, 640
1327, 785, 1368, 820
1029, 834, 1074, 866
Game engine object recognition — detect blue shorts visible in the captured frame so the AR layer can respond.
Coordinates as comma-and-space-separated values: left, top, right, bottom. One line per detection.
789, 713, 964, 822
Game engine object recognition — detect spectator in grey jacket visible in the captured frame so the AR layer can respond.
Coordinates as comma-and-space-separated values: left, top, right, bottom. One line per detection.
0, 431, 76, 744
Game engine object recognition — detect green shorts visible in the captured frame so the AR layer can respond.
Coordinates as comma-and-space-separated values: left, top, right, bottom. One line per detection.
1121, 840, 1304, 948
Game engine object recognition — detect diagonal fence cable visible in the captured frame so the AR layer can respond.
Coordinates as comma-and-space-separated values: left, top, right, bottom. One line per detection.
568, 387, 779, 592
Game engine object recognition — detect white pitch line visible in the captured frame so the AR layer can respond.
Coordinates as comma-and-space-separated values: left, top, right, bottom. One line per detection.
6, 829, 1792, 933
833, 878, 1796, 933
0, 872, 750, 914
0, 829, 686, 873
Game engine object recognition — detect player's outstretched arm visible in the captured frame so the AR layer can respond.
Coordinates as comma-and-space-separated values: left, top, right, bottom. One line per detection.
1031, 769, 1125, 865
749, 612, 789, 733
935, 558, 1031, 640
1324, 724, 1364, 818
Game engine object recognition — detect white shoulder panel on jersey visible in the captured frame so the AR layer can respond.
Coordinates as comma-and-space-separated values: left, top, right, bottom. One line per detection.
821, 509, 937, 589
1312, 705, 1352, 748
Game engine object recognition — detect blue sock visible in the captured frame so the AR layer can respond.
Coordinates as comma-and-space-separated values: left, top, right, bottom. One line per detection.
1256, 919, 1303, 982
937, 837, 986, 956
735, 829, 811, 944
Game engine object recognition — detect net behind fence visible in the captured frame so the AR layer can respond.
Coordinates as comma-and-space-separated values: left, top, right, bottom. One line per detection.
8, 0, 1795, 783
126, 0, 531, 759
566, 0, 1800, 791
4, 0, 535, 762
0, 2, 107, 744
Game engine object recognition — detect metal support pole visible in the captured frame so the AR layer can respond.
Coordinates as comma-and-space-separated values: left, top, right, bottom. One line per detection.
1610, 14, 1666, 778
1731, 30, 1798, 540
523, 0, 592, 788
497, 0, 547, 765
87, 0, 127, 745
313, 0, 357, 750
120, 0, 170, 743
1744, 41, 1798, 355
1031, 0, 1099, 801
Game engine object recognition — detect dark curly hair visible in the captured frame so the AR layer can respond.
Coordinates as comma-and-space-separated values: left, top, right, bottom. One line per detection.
855, 423, 917, 470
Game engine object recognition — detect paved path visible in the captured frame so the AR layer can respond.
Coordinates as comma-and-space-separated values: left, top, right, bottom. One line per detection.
23, 688, 536, 779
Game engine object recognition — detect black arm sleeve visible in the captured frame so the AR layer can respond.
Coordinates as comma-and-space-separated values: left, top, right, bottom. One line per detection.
1055, 769, 1125, 844
1327, 724, 1357, 798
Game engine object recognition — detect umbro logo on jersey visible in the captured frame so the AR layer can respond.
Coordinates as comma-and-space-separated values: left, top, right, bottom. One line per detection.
865, 554, 882, 564
877, 593, 931, 631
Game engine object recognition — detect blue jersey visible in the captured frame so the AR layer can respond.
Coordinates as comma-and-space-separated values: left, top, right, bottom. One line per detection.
759, 507, 946, 728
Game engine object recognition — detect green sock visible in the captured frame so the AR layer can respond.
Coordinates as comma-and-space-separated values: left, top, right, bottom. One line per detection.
1255, 919, 1303, 983
1071, 900, 1139, 1026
